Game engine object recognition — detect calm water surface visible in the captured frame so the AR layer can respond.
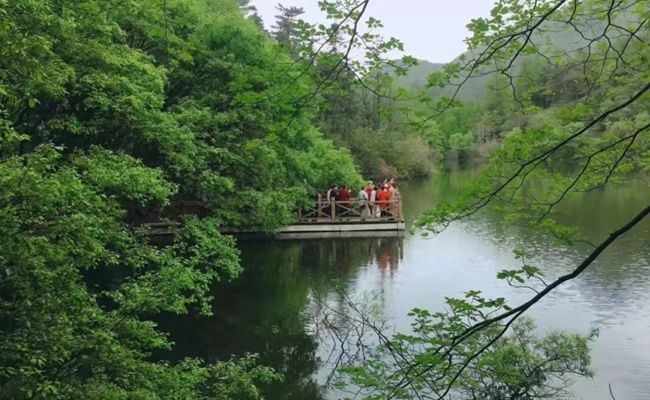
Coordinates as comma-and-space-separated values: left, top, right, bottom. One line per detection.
160, 170, 650, 399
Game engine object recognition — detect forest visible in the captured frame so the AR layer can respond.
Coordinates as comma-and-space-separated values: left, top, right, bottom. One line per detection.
0, 0, 648, 399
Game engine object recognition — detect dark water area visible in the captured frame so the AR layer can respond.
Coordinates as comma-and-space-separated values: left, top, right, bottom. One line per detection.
159, 170, 650, 399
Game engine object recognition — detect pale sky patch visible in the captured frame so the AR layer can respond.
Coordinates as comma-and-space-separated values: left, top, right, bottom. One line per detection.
252, 0, 497, 63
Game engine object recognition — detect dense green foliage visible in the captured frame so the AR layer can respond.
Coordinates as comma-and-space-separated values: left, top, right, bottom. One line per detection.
0, 0, 363, 397
337, 306, 594, 399
0, 145, 280, 398
318, 74, 433, 179
1, 0, 361, 230
268, 3, 433, 180
2, 0, 647, 398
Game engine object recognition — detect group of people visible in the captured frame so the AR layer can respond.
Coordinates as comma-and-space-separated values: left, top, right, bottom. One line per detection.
322, 178, 399, 219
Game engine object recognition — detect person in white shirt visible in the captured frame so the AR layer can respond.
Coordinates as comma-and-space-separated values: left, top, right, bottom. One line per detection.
325, 185, 339, 217
369, 185, 377, 217
326, 185, 338, 204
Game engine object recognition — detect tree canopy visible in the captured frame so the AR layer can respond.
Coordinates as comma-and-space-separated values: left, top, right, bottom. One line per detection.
0, 0, 362, 397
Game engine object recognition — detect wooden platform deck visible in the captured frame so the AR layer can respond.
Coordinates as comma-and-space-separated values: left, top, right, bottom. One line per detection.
278, 219, 405, 233
282, 196, 406, 237
276, 228, 405, 240
141, 195, 406, 241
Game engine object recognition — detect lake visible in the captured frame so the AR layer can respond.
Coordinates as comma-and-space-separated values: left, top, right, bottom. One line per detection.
159, 169, 650, 399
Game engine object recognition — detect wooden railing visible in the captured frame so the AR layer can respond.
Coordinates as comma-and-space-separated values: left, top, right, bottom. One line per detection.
297, 194, 403, 222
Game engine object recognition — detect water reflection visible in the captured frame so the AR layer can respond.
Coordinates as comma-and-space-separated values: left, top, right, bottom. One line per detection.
158, 236, 404, 399
156, 239, 320, 399
158, 171, 649, 400
396, 174, 650, 400
296, 236, 403, 275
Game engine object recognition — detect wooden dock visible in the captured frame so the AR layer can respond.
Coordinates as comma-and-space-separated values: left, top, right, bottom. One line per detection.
277, 196, 406, 237
276, 223, 405, 239
141, 196, 406, 241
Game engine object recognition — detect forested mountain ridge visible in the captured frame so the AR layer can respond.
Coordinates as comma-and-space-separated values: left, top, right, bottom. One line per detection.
395, 6, 645, 104
393, 59, 443, 88
393, 59, 490, 101
388, 3, 649, 168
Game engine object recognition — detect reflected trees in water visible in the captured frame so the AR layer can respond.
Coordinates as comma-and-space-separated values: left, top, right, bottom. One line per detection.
157, 236, 404, 399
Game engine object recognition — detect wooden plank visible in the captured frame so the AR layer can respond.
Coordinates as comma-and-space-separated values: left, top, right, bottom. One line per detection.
276, 230, 405, 240
277, 221, 405, 233
292, 217, 403, 225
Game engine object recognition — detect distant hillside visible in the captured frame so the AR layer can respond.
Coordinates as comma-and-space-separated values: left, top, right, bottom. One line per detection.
393, 60, 443, 87
393, 58, 489, 102
393, 8, 639, 104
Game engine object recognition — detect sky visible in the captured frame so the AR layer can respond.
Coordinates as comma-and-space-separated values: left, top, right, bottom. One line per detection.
251, 0, 497, 63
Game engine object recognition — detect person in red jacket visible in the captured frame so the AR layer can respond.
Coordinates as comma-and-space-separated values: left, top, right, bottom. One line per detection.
339, 185, 350, 205
338, 185, 350, 216
376, 185, 390, 216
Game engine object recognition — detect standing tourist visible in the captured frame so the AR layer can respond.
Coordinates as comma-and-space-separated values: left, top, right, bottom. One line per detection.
377, 185, 389, 216
387, 182, 396, 217
369, 184, 377, 217
365, 181, 374, 199
339, 185, 350, 206
358, 186, 369, 218
326, 185, 338, 204
339, 185, 350, 216
326, 185, 338, 218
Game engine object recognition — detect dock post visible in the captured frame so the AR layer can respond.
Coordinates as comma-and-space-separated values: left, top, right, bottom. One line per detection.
317, 194, 322, 219
330, 198, 336, 220
398, 194, 403, 220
